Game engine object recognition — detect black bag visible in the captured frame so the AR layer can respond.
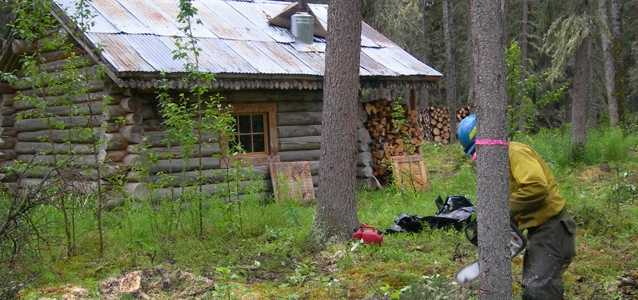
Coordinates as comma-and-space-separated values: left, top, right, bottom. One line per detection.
424, 195, 476, 230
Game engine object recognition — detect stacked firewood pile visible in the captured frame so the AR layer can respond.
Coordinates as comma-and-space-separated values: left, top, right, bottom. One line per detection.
364, 100, 423, 183
417, 106, 471, 144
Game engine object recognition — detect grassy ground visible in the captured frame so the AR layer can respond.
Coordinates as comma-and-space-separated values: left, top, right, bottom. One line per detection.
7, 128, 638, 299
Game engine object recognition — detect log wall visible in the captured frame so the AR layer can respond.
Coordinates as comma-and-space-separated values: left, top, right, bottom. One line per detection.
122, 89, 376, 200
0, 42, 120, 189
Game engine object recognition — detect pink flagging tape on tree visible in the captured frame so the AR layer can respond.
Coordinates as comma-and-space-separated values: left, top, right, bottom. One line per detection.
475, 139, 508, 146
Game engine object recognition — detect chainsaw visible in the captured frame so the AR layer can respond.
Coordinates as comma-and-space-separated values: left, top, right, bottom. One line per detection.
454, 219, 527, 284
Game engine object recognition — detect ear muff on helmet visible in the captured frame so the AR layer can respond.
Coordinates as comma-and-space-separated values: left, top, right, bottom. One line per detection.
457, 114, 476, 157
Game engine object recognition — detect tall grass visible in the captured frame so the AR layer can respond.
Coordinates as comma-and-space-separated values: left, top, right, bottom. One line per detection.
519, 125, 638, 173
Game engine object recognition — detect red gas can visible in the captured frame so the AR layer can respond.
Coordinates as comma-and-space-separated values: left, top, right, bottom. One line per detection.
352, 224, 383, 246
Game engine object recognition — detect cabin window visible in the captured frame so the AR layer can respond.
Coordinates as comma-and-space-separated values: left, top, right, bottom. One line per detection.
231, 114, 267, 154
221, 103, 279, 167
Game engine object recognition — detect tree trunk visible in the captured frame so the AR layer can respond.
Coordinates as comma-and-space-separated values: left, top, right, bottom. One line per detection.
309, 0, 361, 249
572, 37, 589, 148
470, 0, 512, 299
587, 37, 598, 129
610, 0, 624, 123
443, 0, 458, 143
518, 0, 529, 131
598, 0, 619, 126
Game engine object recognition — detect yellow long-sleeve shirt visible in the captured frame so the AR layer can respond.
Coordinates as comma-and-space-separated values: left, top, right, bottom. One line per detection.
509, 142, 565, 230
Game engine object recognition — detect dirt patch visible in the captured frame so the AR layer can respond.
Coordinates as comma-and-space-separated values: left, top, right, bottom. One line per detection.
99, 269, 215, 299
38, 284, 89, 300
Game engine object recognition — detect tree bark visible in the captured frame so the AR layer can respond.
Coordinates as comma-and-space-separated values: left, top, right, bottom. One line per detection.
610, 0, 624, 123
309, 0, 361, 249
572, 37, 589, 148
470, 0, 512, 298
598, 0, 619, 126
443, 0, 458, 142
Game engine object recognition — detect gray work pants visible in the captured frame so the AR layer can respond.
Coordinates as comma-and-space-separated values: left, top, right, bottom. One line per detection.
521, 208, 577, 300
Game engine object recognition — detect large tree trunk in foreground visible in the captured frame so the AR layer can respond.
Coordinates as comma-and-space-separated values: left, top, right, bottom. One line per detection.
470, 0, 512, 298
309, 0, 362, 248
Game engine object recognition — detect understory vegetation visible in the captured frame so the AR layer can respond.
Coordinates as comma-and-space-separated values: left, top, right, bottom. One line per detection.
1, 125, 637, 299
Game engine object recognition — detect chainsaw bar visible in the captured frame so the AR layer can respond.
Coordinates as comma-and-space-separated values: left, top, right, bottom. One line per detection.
454, 220, 527, 284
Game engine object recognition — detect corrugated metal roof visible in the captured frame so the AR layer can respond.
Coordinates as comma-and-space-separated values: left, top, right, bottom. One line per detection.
54, 0, 442, 86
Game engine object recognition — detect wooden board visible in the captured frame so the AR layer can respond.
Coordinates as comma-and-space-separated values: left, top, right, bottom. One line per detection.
270, 161, 315, 202
391, 155, 429, 191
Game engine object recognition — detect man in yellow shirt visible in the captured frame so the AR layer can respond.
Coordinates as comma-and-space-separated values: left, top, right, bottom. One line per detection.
457, 114, 576, 299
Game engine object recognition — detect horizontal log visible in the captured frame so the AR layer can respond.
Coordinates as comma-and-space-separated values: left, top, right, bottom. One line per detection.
141, 119, 164, 131
15, 78, 103, 98
122, 154, 221, 174
1, 105, 15, 116
15, 54, 94, 75
2, 94, 15, 106
13, 91, 115, 110
102, 105, 126, 121
278, 149, 320, 162
14, 115, 102, 132
0, 137, 16, 149
277, 101, 322, 112
0, 149, 17, 160
15, 141, 98, 155
20, 101, 104, 117
16, 154, 100, 166
13, 66, 100, 90
1, 126, 16, 137
279, 136, 321, 151
129, 143, 222, 159
17, 129, 99, 143
277, 111, 322, 126
0, 115, 14, 127
147, 179, 271, 201
277, 125, 321, 138
130, 164, 271, 186
222, 89, 323, 102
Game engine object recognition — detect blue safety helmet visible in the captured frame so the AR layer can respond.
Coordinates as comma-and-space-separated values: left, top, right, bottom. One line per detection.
457, 114, 476, 157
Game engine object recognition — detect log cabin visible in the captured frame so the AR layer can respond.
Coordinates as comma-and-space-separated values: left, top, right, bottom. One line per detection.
0, 0, 442, 203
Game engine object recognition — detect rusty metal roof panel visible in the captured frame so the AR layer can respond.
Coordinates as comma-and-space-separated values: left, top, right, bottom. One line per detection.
194, 38, 258, 74
55, 0, 120, 33
362, 47, 442, 77
195, 1, 267, 41
111, 0, 183, 36
86, 33, 155, 72
256, 41, 319, 75
223, 40, 288, 74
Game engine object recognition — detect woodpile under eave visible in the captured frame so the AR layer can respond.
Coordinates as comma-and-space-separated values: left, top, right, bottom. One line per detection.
364, 99, 423, 184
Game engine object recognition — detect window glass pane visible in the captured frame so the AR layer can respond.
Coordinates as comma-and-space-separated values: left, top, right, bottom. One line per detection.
239, 135, 252, 152
252, 115, 264, 133
238, 115, 251, 133
253, 134, 265, 152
